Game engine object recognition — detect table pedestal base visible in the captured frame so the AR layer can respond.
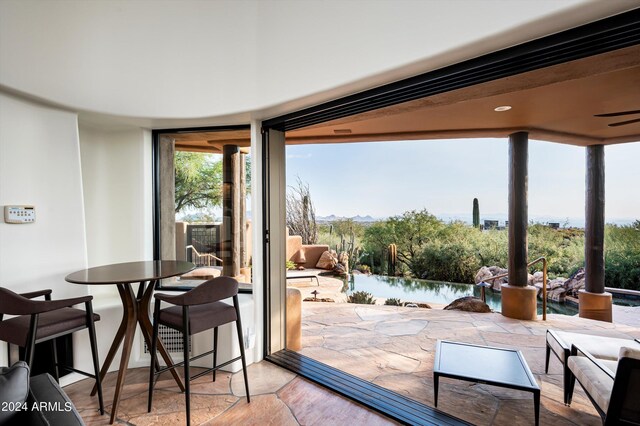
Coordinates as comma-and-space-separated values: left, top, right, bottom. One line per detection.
91, 281, 185, 424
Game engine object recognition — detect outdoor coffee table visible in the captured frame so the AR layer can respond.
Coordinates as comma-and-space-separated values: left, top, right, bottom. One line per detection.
433, 340, 540, 426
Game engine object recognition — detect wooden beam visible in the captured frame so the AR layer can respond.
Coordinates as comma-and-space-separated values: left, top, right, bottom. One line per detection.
222, 144, 240, 277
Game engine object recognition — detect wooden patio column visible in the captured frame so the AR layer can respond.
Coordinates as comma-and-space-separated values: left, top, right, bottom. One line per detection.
222, 144, 241, 278
579, 145, 612, 322
501, 131, 537, 320
159, 136, 176, 260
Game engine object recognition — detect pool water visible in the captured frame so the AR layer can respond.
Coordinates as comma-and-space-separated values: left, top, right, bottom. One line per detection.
343, 274, 578, 315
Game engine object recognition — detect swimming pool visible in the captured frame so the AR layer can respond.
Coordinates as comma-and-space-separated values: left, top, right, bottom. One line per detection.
344, 274, 578, 315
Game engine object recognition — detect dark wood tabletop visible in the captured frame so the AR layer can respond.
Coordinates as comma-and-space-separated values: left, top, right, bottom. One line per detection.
65, 260, 195, 285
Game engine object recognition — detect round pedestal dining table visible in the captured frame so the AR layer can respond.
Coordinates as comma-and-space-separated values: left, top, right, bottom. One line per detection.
66, 260, 195, 424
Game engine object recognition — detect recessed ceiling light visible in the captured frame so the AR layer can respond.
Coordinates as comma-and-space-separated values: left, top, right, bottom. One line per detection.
494, 105, 512, 112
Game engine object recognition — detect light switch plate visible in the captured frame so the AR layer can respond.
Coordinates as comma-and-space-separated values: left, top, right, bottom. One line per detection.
4, 205, 36, 224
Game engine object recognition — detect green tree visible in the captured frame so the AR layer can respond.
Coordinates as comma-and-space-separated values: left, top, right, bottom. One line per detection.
174, 151, 223, 213
363, 209, 444, 276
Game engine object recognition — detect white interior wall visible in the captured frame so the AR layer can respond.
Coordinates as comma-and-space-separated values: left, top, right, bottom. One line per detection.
76, 124, 154, 372
78, 125, 153, 270
1, 0, 633, 121
0, 93, 88, 366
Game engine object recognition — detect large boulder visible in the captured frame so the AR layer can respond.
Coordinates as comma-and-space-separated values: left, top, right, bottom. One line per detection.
315, 250, 338, 269
475, 266, 508, 291
533, 276, 568, 301
443, 296, 491, 313
333, 263, 347, 276
532, 271, 544, 284
475, 266, 493, 284
564, 267, 585, 297
547, 278, 568, 302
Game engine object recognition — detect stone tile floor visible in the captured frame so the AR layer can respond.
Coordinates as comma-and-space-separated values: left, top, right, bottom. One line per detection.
64, 361, 397, 425
65, 269, 640, 426
298, 301, 640, 426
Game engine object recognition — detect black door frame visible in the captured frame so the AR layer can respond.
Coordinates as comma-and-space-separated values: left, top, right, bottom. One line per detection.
151, 125, 251, 292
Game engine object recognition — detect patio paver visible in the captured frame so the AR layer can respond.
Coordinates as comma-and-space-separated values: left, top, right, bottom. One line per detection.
299, 301, 640, 425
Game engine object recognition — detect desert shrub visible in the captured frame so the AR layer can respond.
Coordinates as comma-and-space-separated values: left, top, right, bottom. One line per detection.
476, 229, 509, 268
355, 264, 371, 274
347, 291, 376, 304
415, 240, 481, 284
528, 224, 584, 278
384, 297, 402, 306
361, 209, 638, 289
605, 222, 640, 291
286, 260, 296, 270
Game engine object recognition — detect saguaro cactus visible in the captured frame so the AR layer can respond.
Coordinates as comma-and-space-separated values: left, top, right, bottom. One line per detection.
473, 198, 480, 229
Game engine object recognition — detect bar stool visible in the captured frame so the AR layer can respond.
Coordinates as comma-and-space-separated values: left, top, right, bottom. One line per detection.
0, 287, 104, 415
148, 276, 250, 426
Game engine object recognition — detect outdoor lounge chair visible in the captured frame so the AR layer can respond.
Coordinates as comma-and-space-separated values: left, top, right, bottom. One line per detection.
545, 329, 640, 405
567, 344, 640, 425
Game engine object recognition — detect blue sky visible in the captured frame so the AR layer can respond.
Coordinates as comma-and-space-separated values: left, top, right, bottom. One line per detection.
285, 139, 640, 224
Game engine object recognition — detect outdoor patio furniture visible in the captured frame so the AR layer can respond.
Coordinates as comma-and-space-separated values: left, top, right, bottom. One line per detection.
567, 344, 640, 425
0, 287, 104, 415
545, 329, 640, 405
286, 272, 320, 286
148, 276, 250, 426
434, 340, 540, 425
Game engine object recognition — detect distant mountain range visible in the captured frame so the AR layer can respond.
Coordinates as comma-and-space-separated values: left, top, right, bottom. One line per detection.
316, 213, 637, 228
316, 214, 380, 223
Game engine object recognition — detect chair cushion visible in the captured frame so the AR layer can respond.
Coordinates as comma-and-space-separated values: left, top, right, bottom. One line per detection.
547, 330, 640, 363
28, 373, 84, 426
0, 362, 30, 424
159, 301, 237, 335
0, 308, 100, 346
620, 346, 640, 361
568, 355, 614, 413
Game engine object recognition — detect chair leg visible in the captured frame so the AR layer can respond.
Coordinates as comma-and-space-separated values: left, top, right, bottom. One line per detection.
565, 363, 575, 406
213, 327, 218, 382
545, 344, 551, 374
148, 301, 161, 413
183, 306, 191, 426
233, 296, 250, 403
25, 314, 40, 369
86, 302, 104, 415
51, 339, 60, 382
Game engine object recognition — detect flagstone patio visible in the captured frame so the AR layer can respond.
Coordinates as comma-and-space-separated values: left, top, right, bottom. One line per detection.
64, 361, 397, 425
298, 300, 640, 426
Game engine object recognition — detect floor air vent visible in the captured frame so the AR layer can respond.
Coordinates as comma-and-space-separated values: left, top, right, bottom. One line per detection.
144, 325, 191, 354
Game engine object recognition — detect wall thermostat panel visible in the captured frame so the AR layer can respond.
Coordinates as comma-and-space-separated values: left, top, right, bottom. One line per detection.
4, 205, 36, 224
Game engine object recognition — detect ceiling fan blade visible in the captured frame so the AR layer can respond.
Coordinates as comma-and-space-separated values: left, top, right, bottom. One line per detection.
608, 117, 640, 127
594, 109, 640, 117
